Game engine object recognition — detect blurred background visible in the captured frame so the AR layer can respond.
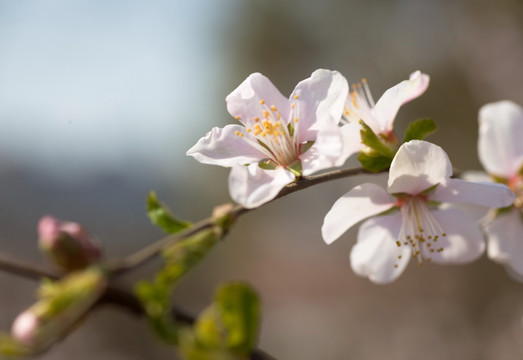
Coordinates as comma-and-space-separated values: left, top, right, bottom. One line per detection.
0, 0, 522, 359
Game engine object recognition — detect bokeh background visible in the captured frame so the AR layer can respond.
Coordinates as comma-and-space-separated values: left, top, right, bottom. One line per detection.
0, 0, 522, 359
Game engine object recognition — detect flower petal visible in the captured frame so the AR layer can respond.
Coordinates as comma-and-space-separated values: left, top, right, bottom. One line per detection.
431, 178, 515, 208
291, 69, 349, 142
226, 73, 291, 129
350, 213, 411, 284
373, 71, 429, 132
322, 183, 396, 244
388, 140, 452, 195
300, 123, 343, 175
478, 100, 523, 178
186, 124, 267, 167
228, 164, 295, 208
486, 208, 523, 277
335, 122, 364, 166
420, 208, 485, 264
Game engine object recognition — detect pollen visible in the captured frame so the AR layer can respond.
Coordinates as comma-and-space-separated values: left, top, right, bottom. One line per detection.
291, 103, 295, 109
259, 99, 265, 105
294, 94, 299, 99
270, 105, 277, 111
235, 115, 240, 120
294, 117, 299, 123
254, 117, 260, 122
395, 195, 447, 267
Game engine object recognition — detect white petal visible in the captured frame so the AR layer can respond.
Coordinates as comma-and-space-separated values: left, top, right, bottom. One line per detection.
373, 71, 429, 132
322, 183, 396, 244
431, 178, 515, 208
420, 208, 485, 264
226, 73, 291, 129
228, 164, 295, 208
292, 69, 349, 142
335, 122, 364, 167
478, 100, 523, 178
300, 123, 343, 175
461, 170, 492, 183
388, 140, 452, 194
186, 125, 267, 167
350, 214, 411, 284
486, 209, 523, 277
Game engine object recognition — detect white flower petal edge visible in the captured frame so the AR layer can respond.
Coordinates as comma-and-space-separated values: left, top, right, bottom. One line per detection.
478, 100, 523, 178
226, 73, 290, 130
373, 71, 430, 133
186, 124, 267, 167
337, 122, 364, 165
432, 178, 515, 208
486, 209, 523, 277
291, 69, 349, 142
388, 140, 452, 194
350, 213, 410, 284
300, 123, 343, 175
228, 164, 295, 209
420, 208, 485, 264
322, 183, 396, 245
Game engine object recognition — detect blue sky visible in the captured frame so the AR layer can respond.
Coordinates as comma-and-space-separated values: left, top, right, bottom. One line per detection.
0, 0, 235, 183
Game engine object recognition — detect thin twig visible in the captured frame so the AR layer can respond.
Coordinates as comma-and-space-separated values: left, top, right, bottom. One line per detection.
0, 252, 59, 280
106, 166, 379, 274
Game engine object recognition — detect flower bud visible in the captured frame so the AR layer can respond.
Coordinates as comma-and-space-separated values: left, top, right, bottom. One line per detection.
11, 311, 40, 347
10, 267, 107, 352
38, 216, 102, 272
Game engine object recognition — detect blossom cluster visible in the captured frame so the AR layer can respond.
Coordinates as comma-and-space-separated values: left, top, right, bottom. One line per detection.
188, 69, 521, 284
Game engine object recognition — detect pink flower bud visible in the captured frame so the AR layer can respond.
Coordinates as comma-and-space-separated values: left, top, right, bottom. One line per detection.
38, 216, 102, 272
11, 310, 40, 347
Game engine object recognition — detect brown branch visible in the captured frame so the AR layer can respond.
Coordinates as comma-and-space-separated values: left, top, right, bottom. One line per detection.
0, 253, 278, 360
105, 166, 379, 274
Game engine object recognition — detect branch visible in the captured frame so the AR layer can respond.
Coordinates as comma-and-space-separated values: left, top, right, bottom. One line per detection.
0, 252, 278, 360
106, 166, 378, 274
0, 252, 59, 280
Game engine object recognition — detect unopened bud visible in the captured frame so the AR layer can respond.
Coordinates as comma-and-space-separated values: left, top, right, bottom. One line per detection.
10, 267, 107, 352
11, 311, 40, 347
38, 216, 102, 272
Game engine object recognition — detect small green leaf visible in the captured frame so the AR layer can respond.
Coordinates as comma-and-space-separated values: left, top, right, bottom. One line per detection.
258, 159, 278, 170
287, 160, 302, 177
147, 191, 191, 234
359, 120, 396, 158
135, 229, 219, 345
0, 335, 32, 357
403, 118, 437, 142
194, 282, 260, 356
357, 152, 392, 172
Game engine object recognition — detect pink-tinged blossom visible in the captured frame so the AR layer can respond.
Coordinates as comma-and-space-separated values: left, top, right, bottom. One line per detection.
474, 101, 523, 277
339, 71, 430, 160
38, 216, 102, 272
187, 69, 349, 208
322, 140, 514, 284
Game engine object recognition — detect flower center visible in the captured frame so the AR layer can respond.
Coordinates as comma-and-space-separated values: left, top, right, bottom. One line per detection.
394, 195, 446, 267
233, 96, 305, 169
341, 78, 379, 130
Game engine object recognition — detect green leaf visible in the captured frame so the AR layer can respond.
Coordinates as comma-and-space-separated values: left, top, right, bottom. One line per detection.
147, 191, 191, 234
135, 229, 219, 345
403, 118, 437, 142
359, 120, 396, 158
357, 152, 392, 172
194, 282, 260, 356
0, 335, 32, 357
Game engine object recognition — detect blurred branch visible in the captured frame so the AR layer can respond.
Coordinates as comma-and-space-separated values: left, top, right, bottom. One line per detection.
106, 166, 378, 274
0, 252, 278, 360
0, 252, 59, 280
